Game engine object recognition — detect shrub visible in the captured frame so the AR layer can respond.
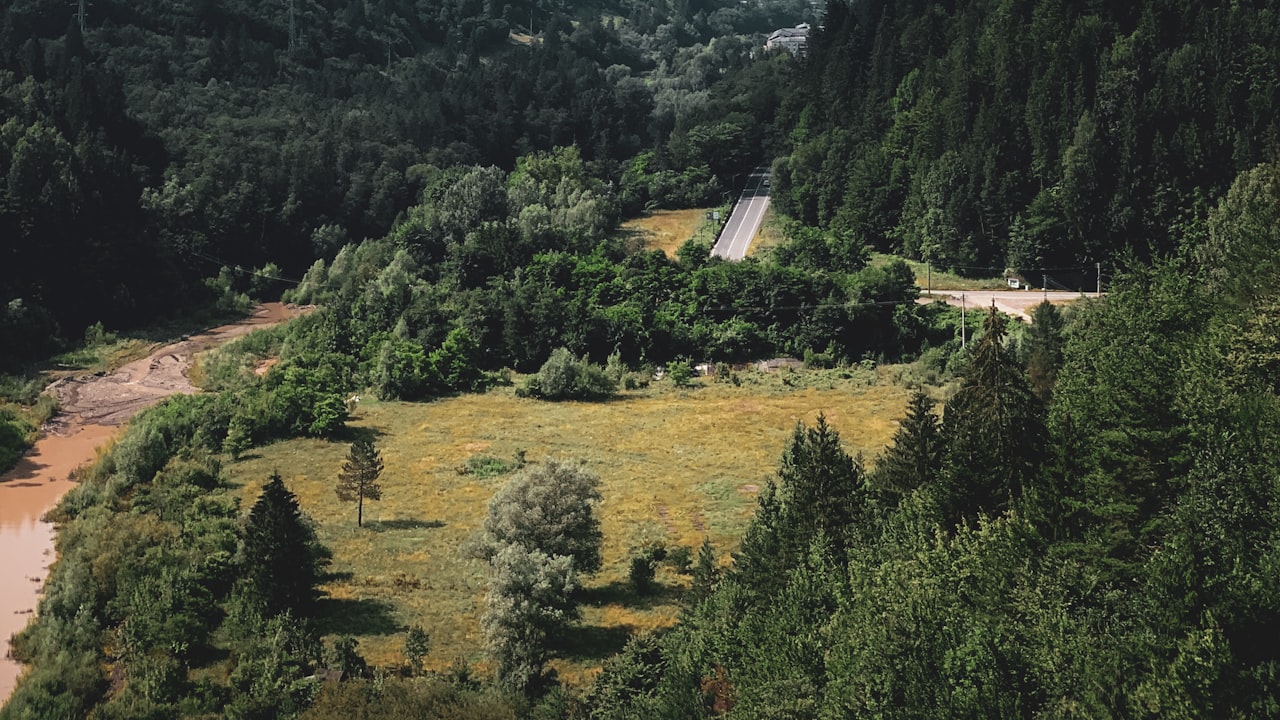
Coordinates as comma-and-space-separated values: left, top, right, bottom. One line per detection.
628, 542, 669, 595
666, 360, 694, 387
518, 347, 615, 401
457, 451, 525, 479
404, 625, 431, 675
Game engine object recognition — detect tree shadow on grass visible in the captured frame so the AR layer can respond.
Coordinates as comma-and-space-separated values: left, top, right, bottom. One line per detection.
363, 518, 446, 532
551, 622, 635, 662
579, 580, 684, 612
331, 425, 387, 444
315, 597, 400, 637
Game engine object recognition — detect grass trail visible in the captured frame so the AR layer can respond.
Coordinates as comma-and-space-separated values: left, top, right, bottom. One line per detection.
227, 369, 911, 682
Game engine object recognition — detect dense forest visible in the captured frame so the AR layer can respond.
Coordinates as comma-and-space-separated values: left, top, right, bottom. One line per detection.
776, 0, 1280, 282
0, 0, 813, 364
6, 0, 1280, 717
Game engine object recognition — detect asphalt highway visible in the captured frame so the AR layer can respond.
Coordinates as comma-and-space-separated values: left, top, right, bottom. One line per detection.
711, 166, 771, 260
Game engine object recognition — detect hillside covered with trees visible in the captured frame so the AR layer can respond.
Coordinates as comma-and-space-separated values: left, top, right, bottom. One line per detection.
775, 0, 1280, 282
6, 0, 1280, 717
0, 0, 814, 366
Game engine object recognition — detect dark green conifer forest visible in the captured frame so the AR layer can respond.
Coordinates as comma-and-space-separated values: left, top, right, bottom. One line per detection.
5, 0, 1280, 716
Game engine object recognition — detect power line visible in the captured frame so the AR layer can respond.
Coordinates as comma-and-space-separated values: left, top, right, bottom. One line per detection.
185, 248, 303, 285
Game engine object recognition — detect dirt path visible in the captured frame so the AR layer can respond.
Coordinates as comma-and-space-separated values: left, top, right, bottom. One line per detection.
918, 290, 1100, 321
1, 302, 305, 703
46, 303, 303, 427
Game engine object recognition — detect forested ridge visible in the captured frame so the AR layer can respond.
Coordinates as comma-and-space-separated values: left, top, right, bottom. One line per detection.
0, 0, 813, 364
6, 0, 1280, 717
778, 0, 1280, 281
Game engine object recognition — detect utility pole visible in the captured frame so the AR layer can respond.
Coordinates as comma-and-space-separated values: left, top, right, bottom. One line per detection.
1042, 274, 1048, 302
926, 262, 932, 296
1096, 262, 1102, 294
288, 0, 296, 51
960, 293, 966, 350
75, 0, 88, 33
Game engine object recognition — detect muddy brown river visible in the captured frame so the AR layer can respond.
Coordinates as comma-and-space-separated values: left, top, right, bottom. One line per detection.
0, 303, 302, 703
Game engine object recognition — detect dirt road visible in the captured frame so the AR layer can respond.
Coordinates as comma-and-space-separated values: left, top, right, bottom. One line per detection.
918, 290, 1100, 321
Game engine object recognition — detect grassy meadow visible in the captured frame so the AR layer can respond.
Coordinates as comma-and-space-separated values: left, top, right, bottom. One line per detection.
225, 367, 914, 684
620, 208, 720, 257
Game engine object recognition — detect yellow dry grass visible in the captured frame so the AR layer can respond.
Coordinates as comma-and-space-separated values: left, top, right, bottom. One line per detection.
226, 368, 912, 684
621, 209, 717, 257
747, 205, 788, 258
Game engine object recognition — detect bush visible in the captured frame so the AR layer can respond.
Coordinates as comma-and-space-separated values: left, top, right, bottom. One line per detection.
0, 406, 35, 471
457, 451, 526, 479
666, 360, 694, 387
628, 542, 669, 595
482, 459, 603, 575
518, 347, 616, 401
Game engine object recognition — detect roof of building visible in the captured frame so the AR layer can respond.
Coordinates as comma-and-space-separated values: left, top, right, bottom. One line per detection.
768, 23, 810, 41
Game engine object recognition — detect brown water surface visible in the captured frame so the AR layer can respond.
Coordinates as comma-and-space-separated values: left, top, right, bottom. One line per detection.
0, 424, 116, 700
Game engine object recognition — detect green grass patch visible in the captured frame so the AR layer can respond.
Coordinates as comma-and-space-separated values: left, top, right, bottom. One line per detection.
456, 451, 526, 479
747, 205, 788, 258
871, 252, 1008, 291
224, 370, 913, 684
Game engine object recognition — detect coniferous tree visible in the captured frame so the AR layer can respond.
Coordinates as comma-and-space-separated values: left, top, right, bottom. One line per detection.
1024, 300, 1066, 404
242, 471, 329, 617
871, 389, 943, 497
730, 479, 786, 598
776, 414, 870, 556
689, 536, 720, 603
733, 417, 869, 599
939, 307, 1046, 524
336, 438, 384, 527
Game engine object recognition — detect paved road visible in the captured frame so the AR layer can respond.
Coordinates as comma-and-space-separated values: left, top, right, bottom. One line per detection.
712, 166, 771, 260
919, 290, 1101, 321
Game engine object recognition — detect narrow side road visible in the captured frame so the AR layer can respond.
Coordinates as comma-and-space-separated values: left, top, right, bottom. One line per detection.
712, 166, 771, 260
919, 290, 1102, 321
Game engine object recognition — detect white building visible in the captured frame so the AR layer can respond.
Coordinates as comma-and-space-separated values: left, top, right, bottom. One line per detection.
765, 23, 809, 55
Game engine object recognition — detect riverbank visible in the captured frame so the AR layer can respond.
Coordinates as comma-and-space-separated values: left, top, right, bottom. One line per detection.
0, 303, 304, 703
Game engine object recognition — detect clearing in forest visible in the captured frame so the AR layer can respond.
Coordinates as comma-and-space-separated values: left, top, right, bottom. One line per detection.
226, 367, 912, 684
621, 208, 719, 257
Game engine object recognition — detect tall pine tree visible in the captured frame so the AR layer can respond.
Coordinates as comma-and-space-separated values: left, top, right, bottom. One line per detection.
871, 389, 943, 497
336, 438, 384, 527
938, 307, 1046, 524
242, 472, 329, 617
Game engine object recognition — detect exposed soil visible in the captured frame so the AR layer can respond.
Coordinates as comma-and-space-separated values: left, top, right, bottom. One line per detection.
46, 303, 305, 427
0, 303, 305, 703
918, 290, 1100, 321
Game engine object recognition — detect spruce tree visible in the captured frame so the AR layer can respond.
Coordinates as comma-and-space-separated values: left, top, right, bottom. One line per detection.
336, 437, 384, 527
777, 415, 869, 555
242, 472, 328, 617
1024, 300, 1066, 403
690, 536, 720, 603
871, 390, 943, 496
939, 307, 1046, 524
730, 479, 787, 597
